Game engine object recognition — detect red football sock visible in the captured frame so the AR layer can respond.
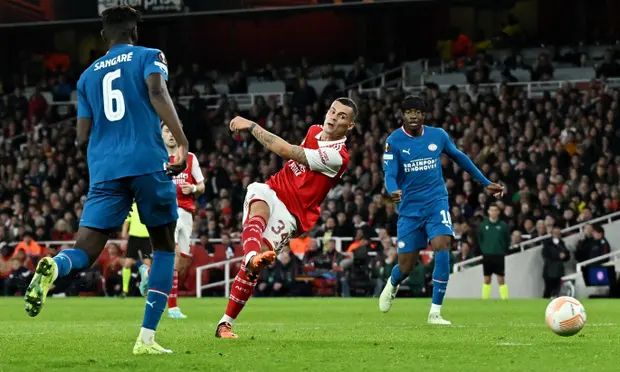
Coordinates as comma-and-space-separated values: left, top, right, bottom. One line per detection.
224, 262, 258, 320
167, 270, 178, 308
242, 215, 266, 257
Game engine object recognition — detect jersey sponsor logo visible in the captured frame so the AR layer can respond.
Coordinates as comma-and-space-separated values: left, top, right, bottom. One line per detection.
403, 157, 438, 173
318, 149, 329, 165
383, 153, 394, 160
172, 172, 189, 184
288, 160, 307, 176
428, 143, 438, 151
93, 52, 134, 71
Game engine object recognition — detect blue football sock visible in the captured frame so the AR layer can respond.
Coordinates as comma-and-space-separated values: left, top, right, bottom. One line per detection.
431, 250, 450, 306
142, 251, 175, 331
53, 248, 89, 278
390, 264, 408, 286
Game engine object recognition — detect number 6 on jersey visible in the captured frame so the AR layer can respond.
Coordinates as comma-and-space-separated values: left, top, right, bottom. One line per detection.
103, 69, 125, 121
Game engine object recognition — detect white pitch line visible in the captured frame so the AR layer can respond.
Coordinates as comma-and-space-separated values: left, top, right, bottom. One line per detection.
496, 342, 533, 346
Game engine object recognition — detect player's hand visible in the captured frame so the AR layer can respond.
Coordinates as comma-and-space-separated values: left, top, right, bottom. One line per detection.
229, 116, 255, 132
180, 182, 194, 195
486, 183, 505, 199
166, 145, 187, 177
390, 190, 402, 203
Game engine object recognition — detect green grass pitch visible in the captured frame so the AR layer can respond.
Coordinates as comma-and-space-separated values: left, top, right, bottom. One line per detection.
1, 297, 619, 371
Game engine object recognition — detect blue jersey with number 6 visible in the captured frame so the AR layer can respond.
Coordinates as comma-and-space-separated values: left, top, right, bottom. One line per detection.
77, 43, 169, 185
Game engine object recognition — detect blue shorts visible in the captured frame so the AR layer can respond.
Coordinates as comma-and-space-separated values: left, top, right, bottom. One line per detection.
396, 198, 454, 254
80, 171, 178, 230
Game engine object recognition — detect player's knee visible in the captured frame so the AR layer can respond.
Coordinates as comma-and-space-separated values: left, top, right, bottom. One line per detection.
431, 240, 451, 251
147, 222, 176, 252
75, 226, 111, 263
248, 200, 270, 222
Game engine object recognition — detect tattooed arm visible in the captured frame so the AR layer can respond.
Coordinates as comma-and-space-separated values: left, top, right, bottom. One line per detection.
229, 116, 309, 166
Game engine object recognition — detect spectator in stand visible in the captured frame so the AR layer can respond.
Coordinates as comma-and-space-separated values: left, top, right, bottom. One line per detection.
4, 248, 33, 295
291, 77, 317, 115
98, 243, 123, 296
575, 224, 611, 265
289, 234, 312, 260
272, 251, 307, 296
596, 50, 620, 79
531, 53, 554, 81
12, 232, 44, 258
541, 227, 570, 298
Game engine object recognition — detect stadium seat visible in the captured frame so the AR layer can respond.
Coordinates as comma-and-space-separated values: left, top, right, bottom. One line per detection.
247, 80, 286, 93
213, 83, 229, 94
424, 72, 467, 86
553, 67, 595, 81
522, 47, 551, 63
509, 68, 532, 82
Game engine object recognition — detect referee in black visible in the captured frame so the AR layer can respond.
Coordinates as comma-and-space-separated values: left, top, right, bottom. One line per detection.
478, 203, 510, 299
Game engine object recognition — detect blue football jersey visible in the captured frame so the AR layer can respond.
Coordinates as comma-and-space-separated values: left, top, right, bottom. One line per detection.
383, 126, 491, 217
77, 43, 170, 184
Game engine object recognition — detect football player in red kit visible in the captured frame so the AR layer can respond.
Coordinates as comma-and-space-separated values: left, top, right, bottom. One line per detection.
162, 123, 205, 319
216, 97, 357, 338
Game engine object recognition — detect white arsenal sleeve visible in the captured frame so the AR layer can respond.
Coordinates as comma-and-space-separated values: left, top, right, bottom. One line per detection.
303, 147, 343, 178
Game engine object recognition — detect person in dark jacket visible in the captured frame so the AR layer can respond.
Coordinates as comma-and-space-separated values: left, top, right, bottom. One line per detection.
542, 227, 570, 298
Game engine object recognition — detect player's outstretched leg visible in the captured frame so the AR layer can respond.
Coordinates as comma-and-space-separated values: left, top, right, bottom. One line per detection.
216, 204, 274, 338
428, 249, 451, 325
24, 248, 89, 317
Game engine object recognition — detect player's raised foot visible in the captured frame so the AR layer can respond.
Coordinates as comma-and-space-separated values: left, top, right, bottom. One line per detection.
167, 307, 187, 319
245, 251, 276, 280
427, 313, 452, 325
132, 337, 173, 355
24, 257, 57, 317
379, 280, 399, 313
215, 322, 239, 339
138, 264, 149, 297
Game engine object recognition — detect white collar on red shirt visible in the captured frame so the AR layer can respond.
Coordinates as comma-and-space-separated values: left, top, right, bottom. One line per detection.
315, 129, 347, 145
400, 125, 425, 137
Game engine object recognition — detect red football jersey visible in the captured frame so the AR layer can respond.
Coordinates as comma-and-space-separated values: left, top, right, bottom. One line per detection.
170, 152, 204, 213
266, 125, 349, 233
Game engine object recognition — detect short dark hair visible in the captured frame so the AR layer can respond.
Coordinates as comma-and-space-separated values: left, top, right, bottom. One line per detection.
402, 95, 428, 112
102, 6, 141, 34
335, 97, 358, 121
488, 203, 500, 210
592, 225, 605, 234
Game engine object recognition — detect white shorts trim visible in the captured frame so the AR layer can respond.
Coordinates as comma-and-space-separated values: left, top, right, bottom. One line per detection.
242, 182, 297, 253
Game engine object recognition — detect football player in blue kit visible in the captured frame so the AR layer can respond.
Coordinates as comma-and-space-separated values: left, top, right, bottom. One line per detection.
23, 6, 189, 354
380, 96, 504, 324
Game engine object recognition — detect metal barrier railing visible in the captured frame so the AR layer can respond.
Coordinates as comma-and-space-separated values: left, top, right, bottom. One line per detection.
452, 211, 620, 272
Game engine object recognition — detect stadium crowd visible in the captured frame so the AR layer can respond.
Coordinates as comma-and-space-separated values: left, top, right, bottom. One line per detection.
1, 48, 619, 297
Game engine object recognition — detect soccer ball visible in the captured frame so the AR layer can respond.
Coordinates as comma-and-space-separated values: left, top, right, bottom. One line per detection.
545, 296, 587, 336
